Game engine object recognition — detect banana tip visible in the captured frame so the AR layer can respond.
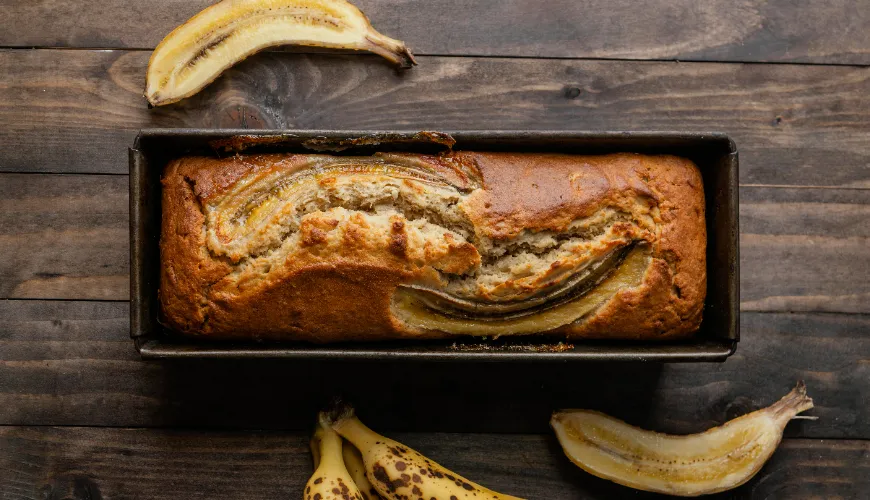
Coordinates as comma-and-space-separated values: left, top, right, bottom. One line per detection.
772, 380, 814, 420
401, 47, 418, 68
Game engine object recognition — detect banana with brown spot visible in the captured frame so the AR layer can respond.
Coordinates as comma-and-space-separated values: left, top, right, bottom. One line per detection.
306, 412, 365, 500
331, 406, 524, 500
343, 441, 383, 500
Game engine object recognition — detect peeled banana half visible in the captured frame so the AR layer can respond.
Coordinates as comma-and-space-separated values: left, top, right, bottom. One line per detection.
146, 0, 416, 106
551, 382, 814, 497
330, 405, 524, 500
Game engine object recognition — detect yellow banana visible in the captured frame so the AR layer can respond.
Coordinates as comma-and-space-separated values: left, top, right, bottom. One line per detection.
146, 0, 416, 106
343, 441, 382, 500
551, 382, 814, 497
331, 407, 524, 500
305, 412, 366, 500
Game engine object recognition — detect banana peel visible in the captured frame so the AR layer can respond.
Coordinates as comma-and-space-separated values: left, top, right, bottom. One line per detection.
343, 441, 383, 500
330, 405, 524, 500
306, 412, 367, 500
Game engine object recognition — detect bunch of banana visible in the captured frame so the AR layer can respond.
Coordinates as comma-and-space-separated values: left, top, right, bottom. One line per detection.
146, 0, 416, 106
303, 407, 523, 500
305, 412, 366, 500
331, 406, 524, 500
551, 382, 814, 497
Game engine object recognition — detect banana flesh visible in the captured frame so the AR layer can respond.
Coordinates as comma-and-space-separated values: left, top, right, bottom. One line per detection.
306, 412, 366, 500
551, 382, 814, 497
392, 244, 651, 336
146, 0, 416, 106
403, 243, 634, 318
331, 407, 524, 500
343, 441, 383, 500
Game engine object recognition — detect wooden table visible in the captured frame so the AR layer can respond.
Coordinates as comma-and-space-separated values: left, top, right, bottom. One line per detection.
2, 1, 869, 498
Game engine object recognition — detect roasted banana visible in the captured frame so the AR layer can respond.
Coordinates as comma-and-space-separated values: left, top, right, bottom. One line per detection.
306, 412, 366, 500
331, 406, 524, 500
343, 441, 382, 500
146, 0, 416, 106
551, 382, 814, 497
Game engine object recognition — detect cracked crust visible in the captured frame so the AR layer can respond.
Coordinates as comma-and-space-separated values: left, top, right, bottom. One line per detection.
159, 151, 705, 342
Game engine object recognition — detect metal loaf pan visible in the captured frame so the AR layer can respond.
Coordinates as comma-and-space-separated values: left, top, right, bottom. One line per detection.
130, 130, 739, 361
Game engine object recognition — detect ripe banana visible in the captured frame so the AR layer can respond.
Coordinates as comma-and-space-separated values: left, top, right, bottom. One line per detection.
551, 382, 814, 497
146, 0, 416, 106
331, 406, 524, 500
305, 412, 366, 500
343, 441, 382, 500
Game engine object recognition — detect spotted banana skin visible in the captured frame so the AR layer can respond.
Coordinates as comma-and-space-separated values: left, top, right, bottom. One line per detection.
343, 441, 383, 500
331, 407, 524, 500
306, 413, 366, 500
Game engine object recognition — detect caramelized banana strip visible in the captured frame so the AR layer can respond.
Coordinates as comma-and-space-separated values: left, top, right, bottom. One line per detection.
404, 243, 634, 318
391, 244, 651, 335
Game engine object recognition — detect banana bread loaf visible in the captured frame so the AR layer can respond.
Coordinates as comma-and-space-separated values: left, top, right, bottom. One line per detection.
159, 151, 706, 342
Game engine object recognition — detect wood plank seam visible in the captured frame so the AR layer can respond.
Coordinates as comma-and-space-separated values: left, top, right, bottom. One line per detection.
3, 46, 870, 69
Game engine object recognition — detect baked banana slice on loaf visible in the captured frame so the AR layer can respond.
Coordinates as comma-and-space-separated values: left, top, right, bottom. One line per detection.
159, 151, 706, 342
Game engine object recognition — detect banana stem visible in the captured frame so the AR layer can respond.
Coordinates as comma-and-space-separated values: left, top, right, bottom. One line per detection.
771, 381, 814, 423
364, 33, 417, 68
332, 415, 382, 452
314, 426, 345, 470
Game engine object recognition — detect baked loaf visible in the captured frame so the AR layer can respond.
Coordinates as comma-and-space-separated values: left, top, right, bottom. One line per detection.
160, 151, 706, 342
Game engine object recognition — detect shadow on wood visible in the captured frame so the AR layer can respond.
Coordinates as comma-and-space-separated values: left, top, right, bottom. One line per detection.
42, 473, 103, 500
155, 360, 665, 433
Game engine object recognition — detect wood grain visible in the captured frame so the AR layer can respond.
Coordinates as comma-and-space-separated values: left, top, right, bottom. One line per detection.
1, 0, 869, 65
0, 426, 867, 500
0, 174, 128, 300
1, 50, 870, 188
740, 187, 870, 314
4, 173, 869, 313
1, 300, 868, 437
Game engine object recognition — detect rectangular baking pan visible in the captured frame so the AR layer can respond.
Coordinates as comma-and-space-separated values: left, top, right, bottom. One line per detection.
130, 130, 739, 361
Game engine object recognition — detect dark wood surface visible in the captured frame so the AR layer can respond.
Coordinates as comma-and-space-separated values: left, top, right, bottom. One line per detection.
2, 427, 868, 500
1, 0, 869, 498
2, 0, 870, 65
3, 50, 870, 189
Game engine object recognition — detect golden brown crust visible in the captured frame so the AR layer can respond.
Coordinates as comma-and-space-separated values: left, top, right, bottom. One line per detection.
460, 152, 656, 238
159, 152, 705, 342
